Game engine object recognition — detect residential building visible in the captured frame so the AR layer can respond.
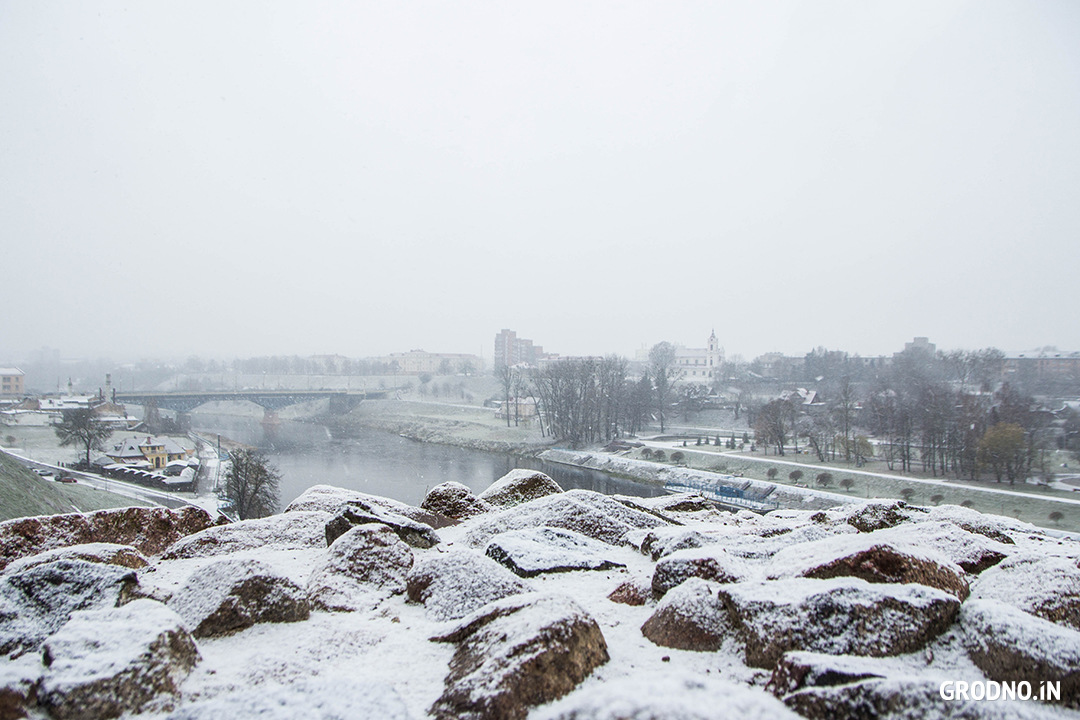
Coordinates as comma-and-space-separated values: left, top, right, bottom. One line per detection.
0, 368, 24, 397
379, 349, 482, 375
494, 329, 547, 368
105, 435, 191, 470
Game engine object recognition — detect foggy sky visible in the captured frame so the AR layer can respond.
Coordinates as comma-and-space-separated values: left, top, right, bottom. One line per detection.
3, 1, 1079, 364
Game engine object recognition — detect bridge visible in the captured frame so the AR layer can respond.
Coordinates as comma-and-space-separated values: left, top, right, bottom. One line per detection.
114, 388, 398, 418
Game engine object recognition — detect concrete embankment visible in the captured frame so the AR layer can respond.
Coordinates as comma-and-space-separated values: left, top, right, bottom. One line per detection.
538, 448, 854, 512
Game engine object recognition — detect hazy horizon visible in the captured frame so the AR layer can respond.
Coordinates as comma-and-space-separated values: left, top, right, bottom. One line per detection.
3, 2, 1079, 364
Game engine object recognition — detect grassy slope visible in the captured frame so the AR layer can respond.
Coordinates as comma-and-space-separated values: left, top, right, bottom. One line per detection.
0, 451, 151, 522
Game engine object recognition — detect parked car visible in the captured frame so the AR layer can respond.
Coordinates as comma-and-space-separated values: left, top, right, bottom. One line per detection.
56, 476, 77, 483
33, 469, 55, 478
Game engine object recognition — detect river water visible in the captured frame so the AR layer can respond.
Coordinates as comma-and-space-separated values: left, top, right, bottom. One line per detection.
188, 413, 667, 509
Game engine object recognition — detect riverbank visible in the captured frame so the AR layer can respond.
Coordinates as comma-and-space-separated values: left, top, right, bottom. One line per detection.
327, 399, 555, 455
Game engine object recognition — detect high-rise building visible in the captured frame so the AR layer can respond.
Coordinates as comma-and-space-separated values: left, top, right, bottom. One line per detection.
494, 329, 546, 368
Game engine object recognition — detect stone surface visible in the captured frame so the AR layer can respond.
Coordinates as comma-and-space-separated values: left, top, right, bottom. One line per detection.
0, 506, 219, 571
652, 546, 748, 598
639, 528, 725, 561
306, 523, 413, 612
429, 593, 609, 720
406, 551, 530, 622
534, 674, 803, 720
843, 501, 927, 533
970, 554, 1080, 630
0, 655, 39, 720
960, 599, 1080, 708
641, 578, 736, 652
607, 579, 651, 606
768, 651, 890, 697
1, 542, 149, 576
485, 527, 626, 578
284, 483, 455, 528
767, 535, 970, 600
478, 469, 564, 508
874, 521, 1010, 574
325, 501, 441, 549
38, 599, 200, 720
422, 481, 495, 520
162, 511, 332, 559
0, 559, 137, 659
721, 578, 960, 668
466, 491, 669, 549
168, 558, 310, 637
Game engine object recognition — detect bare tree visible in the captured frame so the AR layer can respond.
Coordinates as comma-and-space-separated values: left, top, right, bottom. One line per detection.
218, 449, 281, 519
54, 408, 113, 468
649, 342, 681, 432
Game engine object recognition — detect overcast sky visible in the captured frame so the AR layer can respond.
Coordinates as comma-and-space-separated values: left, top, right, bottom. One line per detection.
3, 1, 1079, 364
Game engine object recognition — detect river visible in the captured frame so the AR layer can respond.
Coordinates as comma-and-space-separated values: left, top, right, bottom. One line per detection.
188, 413, 667, 508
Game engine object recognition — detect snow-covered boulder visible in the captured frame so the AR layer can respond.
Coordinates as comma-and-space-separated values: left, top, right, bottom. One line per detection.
406, 551, 530, 622
284, 483, 454, 528
478, 469, 563, 508
607, 577, 651, 606
466, 490, 669, 549
2, 542, 149, 575
722, 577, 960, 668
325, 501, 440, 549
0, 654, 41, 718
842, 501, 929, 533
768, 651, 891, 696
873, 520, 1010, 574
960, 599, 1080, 708
165, 677, 411, 720
38, 599, 199, 719
970, 554, 1080, 630
766, 534, 970, 600
168, 558, 310, 637
535, 674, 802, 720
652, 546, 749, 598
639, 527, 727, 561
429, 593, 608, 720
422, 481, 495, 520
0, 506, 219, 571
0, 559, 137, 659
162, 512, 332, 559
641, 578, 737, 652
306, 524, 413, 612
484, 527, 626, 578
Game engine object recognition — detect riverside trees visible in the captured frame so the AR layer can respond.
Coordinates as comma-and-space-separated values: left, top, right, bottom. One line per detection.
218, 449, 281, 519
54, 408, 113, 468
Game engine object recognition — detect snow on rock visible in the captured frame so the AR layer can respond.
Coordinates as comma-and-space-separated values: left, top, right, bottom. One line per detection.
766, 533, 970, 600
873, 521, 1011, 574
406, 550, 530, 622
960, 599, 1080, 708
428, 593, 608, 720
719, 522, 859, 562
164, 677, 411, 720
465, 491, 669, 549
534, 673, 803, 720
168, 558, 309, 637
38, 599, 200, 719
422, 481, 495, 520
306, 523, 413, 612
325, 501, 441, 549
720, 577, 960, 668
768, 650, 891, 697
639, 527, 728, 561
970, 554, 1080, 630
606, 577, 651, 606
162, 512, 332, 560
484, 527, 626, 578
0, 506, 219, 571
0, 559, 137, 659
284, 483, 455, 529
478, 469, 564, 508
841, 501, 930, 533
924, 504, 1040, 545
652, 546, 750, 598
2, 542, 149, 575
641, 578, 737, 652
0, 652, 42, 718
623, 491, 715, 516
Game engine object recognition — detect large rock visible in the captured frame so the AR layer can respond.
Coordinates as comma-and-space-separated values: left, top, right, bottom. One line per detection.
639, 527, 726, 561
429, 593, 608, 720
651, 546, 749, 598
485, 527, 626, 578
164, 678, 411, 719
38, 599, 200, 720
285, 484, 455, 528
767, 534, 970, 600
406, 551, 530, 622
2, 542, 149, 575
325, 501, 440, 549
0, 506, 219, 571
306, 524, 413, 612
873, 521, 1010, 574
0, 655, 40, 720
478, 469, 563, 508
422, 482, 495, 520
534, 674, 802, 720
466, 490, 669, 549
161, 512, 332, 559
641, 578, 737, 652
970, 554, 1080, 630
959, 599, 1080, 708
0, 559, 137, 659
768, 651, 891, 697
722, 578, 960, 668
843, 501, 928, 533
168, 558, 310, 637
